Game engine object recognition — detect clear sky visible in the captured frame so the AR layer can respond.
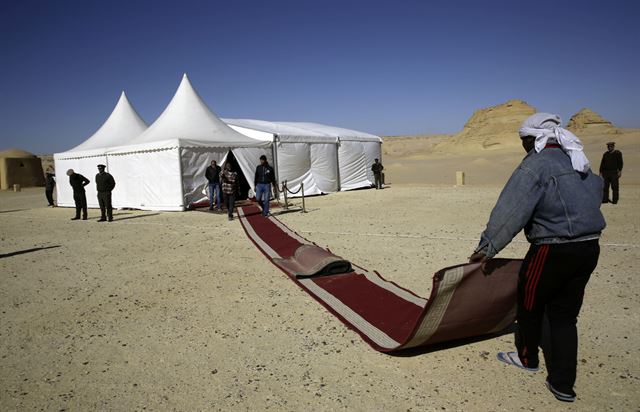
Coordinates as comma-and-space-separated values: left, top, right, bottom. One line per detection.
1, 0, 639, 154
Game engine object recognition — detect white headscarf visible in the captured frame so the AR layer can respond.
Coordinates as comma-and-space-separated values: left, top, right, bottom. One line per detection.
519, 112, 590, 173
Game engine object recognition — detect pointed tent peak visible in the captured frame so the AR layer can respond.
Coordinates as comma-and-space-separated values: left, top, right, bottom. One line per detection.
69, 92, 148, 152
129, 75, 268, 148
114, 90, 131, 108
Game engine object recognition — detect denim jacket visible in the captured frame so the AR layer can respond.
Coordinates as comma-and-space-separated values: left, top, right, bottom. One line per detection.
476, 147, 606, 258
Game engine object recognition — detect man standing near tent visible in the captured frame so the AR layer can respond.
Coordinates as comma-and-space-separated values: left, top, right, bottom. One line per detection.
205, 160, 222, 211
67, 169, 90, 220
254, 155, 276, 217
221, 162, 238, 221
45, 167, 56, 207
468, 113, 605, 403
599, 142, 623, 204
95, 164, 116, 222
371, 158, 384, 189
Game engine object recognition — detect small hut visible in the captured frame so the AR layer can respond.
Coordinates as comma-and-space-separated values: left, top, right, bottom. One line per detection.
0, 149, 45, 190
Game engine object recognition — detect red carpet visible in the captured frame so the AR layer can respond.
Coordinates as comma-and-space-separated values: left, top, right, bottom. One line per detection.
238, 205, 521, 352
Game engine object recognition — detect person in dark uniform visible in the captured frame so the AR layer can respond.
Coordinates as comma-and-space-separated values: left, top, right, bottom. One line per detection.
221, 162, 238, 221
469, 113, 605, 403
371, 158, 384, 189
254, 155, 276, 217
95, 164, 116, 222
599, 142, 623, 204
67, 169, 90, 220
45, 167, 56, 207
205, 160, 222, 211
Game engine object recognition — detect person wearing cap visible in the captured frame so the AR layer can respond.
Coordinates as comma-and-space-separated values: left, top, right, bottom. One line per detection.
44, 167, 56, 207
67, 169, 90, 220
254, 155, 276, 217
371, 158, 384, 189
205, 160, 222, 211
599, 142, 623, 204
469, 113, 605, 403
221, 162, 238, 221
95, 164, 116, 222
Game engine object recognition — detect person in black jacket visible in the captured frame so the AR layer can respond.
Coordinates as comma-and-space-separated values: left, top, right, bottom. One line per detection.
254, 155, 276, 217
44, 167, 56, 207
205, 160, 222, 211
371, 158, 384, 189
599, 142, 623, 204
95, 164, 116, 222
67, 169, 90, 220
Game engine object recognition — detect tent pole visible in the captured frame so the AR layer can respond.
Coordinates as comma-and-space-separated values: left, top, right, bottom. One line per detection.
272, 135, 280, 199
335, 139, 341, 192
178, 147, 185, 210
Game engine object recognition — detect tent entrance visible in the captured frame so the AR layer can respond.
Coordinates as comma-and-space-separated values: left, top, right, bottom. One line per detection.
223, 151, 251, 200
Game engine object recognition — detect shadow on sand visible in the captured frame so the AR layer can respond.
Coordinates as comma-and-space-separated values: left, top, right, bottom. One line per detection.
0, 209, 30, 214
388, 325, 516, 357
0, 245, 61, 259
113, 213, 161, 222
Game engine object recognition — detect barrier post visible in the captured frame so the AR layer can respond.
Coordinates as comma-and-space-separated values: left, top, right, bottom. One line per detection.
282, 180, 289, 210
301, 182, 306, 213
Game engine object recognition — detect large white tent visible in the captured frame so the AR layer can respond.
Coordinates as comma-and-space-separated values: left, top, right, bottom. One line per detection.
54, 74, 382, 211
225, 119, 382, 196
104, 74, 271, 211
54, 91, 148, 208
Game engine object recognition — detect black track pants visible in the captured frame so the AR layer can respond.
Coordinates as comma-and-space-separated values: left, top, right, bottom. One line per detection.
515, 240, 600, 393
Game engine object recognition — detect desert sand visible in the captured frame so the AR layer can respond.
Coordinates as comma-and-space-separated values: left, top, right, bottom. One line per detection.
1, 182, 638, 411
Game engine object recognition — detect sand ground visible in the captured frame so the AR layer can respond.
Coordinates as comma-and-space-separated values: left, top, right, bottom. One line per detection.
1, 186, 638, 411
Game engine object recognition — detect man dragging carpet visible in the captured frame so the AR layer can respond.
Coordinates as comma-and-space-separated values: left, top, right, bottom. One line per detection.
469, 113, 605, 403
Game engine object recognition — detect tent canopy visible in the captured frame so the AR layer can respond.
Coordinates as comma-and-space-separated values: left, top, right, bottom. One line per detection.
223, 118, 335, 143
124, 74, 269, 150
69, 91, 148, 153
224, 118, 381, 143
279, 122, 382, 142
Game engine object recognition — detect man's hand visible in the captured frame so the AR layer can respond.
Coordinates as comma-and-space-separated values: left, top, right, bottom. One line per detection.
469, 252, 491, 275
468, 251, 488, 263
618, 170, 622, 178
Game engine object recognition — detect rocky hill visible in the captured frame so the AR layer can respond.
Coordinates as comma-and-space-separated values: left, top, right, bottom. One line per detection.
433, 99, 537, 152
567, 108, 620, 135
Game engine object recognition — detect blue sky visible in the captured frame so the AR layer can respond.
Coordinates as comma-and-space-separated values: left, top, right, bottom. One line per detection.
1, 0, 638, 154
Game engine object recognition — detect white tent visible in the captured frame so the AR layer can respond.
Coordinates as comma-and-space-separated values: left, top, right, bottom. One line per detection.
53, 91, 148, 208
224, 119, 382, 196
104, 74, 271, 211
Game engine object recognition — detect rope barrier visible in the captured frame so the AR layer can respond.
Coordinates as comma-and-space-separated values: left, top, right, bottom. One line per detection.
279, 180, 306, 213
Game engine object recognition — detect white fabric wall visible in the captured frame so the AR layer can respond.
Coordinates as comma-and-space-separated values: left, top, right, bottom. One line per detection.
275, 143, 319, 197
310, 143, 338, 193
275, 142, 338, 197
108, 152, 142, 209
337, 141, 370, 190
54, 154, 107, 208
108, 148, 183, 211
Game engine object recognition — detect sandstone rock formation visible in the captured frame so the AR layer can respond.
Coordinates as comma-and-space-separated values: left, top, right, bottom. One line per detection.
567, 108, 619, 135
433, 99, 537, 152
